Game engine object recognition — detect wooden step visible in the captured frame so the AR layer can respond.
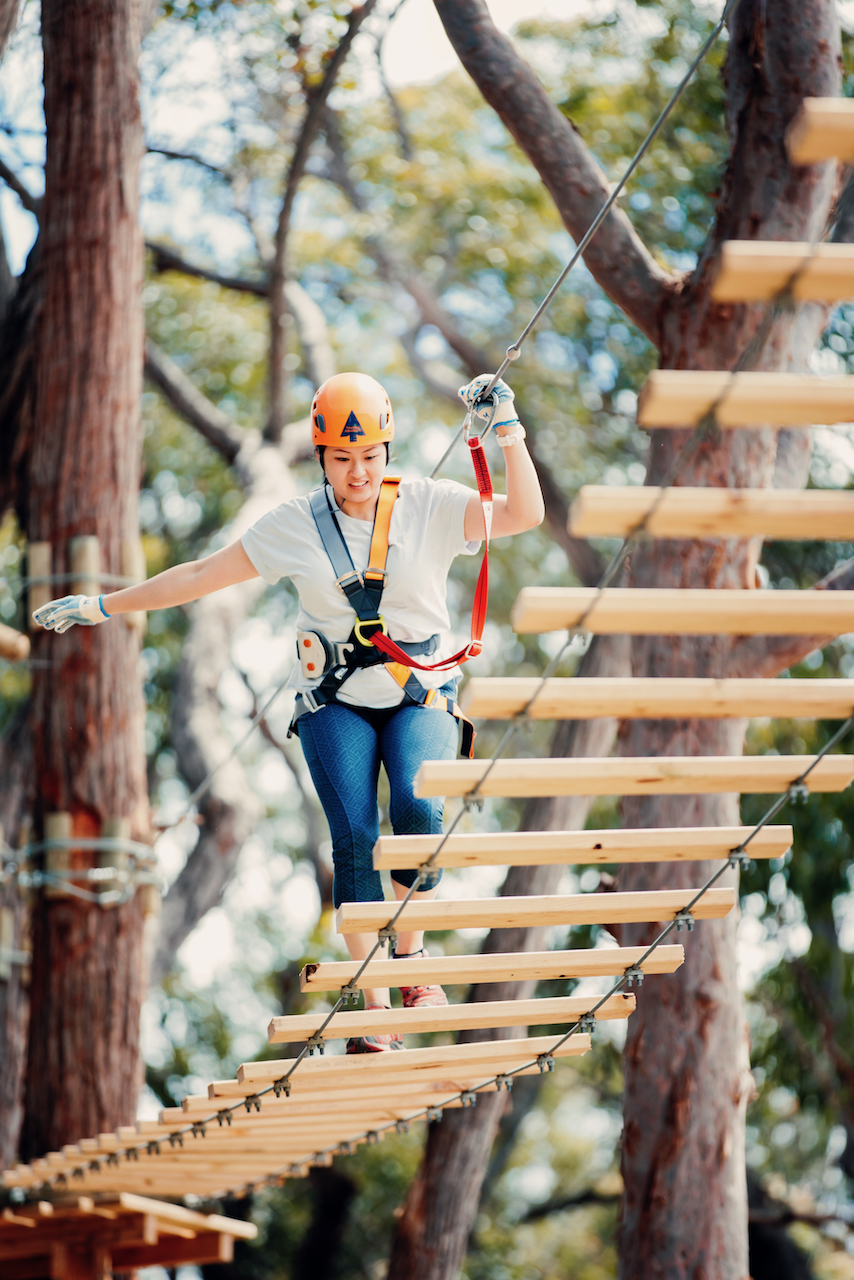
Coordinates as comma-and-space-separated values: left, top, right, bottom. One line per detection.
414, 754, 853, 799
637, 371, 854, 428
787, 97, 854, 164
510, 586, 854, 635
298, 944, 684, 993
237, 1033, 590, 1088
461, 677, 854, 721
178, 1077, 501, 1115
205, 1064, 551, 1105
711, 241, 854, 304
268, 992, 636, 1044
373, 825, 792, 870
567, 485, 854, 540
336, 886, 734, 935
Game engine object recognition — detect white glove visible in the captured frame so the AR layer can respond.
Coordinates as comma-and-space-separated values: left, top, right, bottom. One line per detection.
458, 374, 520, 431
33, 595, 111, 634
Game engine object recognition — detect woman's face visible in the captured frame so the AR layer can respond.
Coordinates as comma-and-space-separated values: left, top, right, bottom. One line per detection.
320, 442, 387, 516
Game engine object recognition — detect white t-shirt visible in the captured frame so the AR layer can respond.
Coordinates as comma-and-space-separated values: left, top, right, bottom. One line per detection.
241, 476, 481, 708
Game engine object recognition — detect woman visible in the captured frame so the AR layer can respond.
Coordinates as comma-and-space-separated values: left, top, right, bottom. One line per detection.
35, 371, 545, 1052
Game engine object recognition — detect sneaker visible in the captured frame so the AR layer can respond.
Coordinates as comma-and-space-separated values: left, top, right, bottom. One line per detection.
396, 950, 449, 1010
345, 1004, 405, 1054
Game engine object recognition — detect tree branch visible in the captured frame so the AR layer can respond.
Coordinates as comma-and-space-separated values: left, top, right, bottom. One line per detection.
143, 338, 244, 464
0, 0, 22, 65
727, 555, 854, 677
0, 156, 41, 217
146, 145, 231, 179
374, 4, 413, 162
431, 0, 675, 346
146, 240, 268, 296
266, 0, 381, 442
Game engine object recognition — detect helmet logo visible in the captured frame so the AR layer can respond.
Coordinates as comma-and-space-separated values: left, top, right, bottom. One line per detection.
341, 411, 365, 443
314, 413, 326, 433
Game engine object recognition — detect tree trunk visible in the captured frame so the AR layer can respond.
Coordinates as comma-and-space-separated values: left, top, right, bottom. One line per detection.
17, 0, 147, 1161
387, 636, 630, 1280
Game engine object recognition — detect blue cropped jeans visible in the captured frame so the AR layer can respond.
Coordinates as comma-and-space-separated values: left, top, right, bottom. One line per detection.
296, 689, 459, 908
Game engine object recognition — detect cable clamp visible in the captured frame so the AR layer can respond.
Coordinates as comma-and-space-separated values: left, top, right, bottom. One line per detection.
306, 1031, 326, 1056
147, 1141, 161, 1156
273, 1077, 292, 1098
339, 981, 361, 1006
337, 1141, 354, 1156
426, 1106, 443, 1122
578, 1013, 596, 1036
675, 909, 695, 933
125, 1147, 139, 1162
395, 1119, 410, 1134
460, 1091, 477, 1108
168, 1133, 184, 1148
728, 847, 751, 871
789, 782, 810, 804
107, 1152, 120, 1167
537, 1054, 555, 1074
191, 1122, 207, 1139
624, 964, 645, 988
415, 865, 440, 890
55, 1174, 68, 1189
378, 924, 398, 953
463, 794, 485, 813
71, 1166, 85, 1181
217, 1109, 232, 1126
364, 1130, 380, 1146
494, 1074, 514, 1093
89, 1160, 102, 1174
244, 1094, 262, 1113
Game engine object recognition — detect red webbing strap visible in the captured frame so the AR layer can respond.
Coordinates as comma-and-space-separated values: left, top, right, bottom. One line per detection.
372, 435, 492, 671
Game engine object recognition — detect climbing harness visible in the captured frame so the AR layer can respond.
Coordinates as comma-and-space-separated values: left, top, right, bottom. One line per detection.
294, 448, 493, 758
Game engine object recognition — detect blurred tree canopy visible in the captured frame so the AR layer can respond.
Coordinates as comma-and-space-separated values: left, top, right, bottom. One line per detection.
2, 0, 854, 1274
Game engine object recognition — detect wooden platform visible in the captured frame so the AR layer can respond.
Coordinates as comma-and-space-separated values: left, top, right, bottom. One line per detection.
267, 993, 636, 1043
372, 825, 792, 869
414, 755, 853, 799
0, 1193, 257, 1278
510, 586, 854, 636
787, 97, 854, 164
335, 886, 734, 935
711, 241, 854, 303
298, 944, 684, 992
637, 370, 854, 428
461, 677, 854, 721
567, 485, 854, 540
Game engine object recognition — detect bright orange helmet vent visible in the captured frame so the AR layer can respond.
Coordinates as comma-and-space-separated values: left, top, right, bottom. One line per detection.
311, 372, 394, 448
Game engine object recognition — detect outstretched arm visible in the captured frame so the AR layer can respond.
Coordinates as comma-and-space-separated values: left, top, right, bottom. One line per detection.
34, 540, 259, 631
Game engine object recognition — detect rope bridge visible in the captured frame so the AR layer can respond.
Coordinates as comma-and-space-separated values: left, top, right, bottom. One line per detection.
3, 83, 854, 1214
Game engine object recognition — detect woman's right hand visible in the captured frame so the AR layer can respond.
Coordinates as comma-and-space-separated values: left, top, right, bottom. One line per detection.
33, 594, 110, 632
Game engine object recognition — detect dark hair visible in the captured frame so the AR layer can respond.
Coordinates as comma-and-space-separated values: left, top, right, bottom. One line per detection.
316, 443, 390, 473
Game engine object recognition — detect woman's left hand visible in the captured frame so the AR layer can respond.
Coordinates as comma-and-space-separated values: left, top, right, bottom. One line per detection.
458, 374, 521, 431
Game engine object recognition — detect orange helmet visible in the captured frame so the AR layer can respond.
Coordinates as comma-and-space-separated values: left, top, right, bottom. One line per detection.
311, 373, 394, 448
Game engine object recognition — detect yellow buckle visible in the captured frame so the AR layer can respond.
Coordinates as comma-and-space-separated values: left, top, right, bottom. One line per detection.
354, 617, 388, 646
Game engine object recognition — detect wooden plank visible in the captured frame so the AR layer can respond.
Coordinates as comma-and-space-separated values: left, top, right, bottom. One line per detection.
336, 887, 734, 935
373, 824, 791, 869
415, 755, 853, 799
299, 944, 684, 993
268, 992, 636, 1043
711, 241, 854, 303
787, 98, 854, 164
212, 1057, 572, 1098
114, 1194, 258, 1239
461, 676, 854, 721
637, 370, 854, 429
111, 1233, 233, 1269
237, 1033, 591, 1086
566, 485, 854, 540
510, 586, 854, 636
